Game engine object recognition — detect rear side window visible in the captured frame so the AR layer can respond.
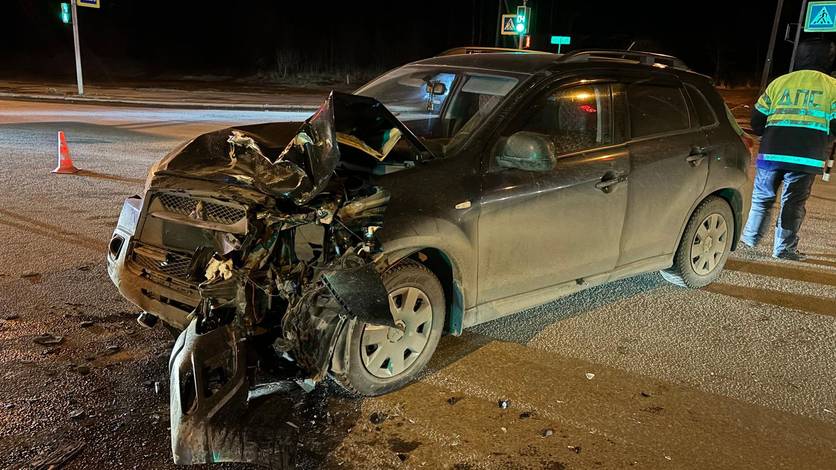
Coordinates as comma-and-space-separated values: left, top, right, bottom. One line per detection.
627, 84, 690, 138
685, 84, 718, 127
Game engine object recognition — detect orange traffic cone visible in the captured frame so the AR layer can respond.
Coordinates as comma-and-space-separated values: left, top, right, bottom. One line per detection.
53, 131, 79, 174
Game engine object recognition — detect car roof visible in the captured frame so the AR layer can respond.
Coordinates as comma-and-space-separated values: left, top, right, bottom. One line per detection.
410, 52, 561, 75
408, 50, 712, 84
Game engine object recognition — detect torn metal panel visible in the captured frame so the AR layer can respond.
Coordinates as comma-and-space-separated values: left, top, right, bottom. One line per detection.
170, 320, 249, 465
170, 321, 300, 467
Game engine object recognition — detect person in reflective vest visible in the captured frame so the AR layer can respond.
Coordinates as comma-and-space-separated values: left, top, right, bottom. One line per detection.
741, 39, 836, 261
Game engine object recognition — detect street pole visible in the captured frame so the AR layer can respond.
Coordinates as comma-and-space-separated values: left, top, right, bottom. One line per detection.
70, 0, 84, 95
495, 0, 502, 46
760, 0, 785, 92
789, 0, 810, 71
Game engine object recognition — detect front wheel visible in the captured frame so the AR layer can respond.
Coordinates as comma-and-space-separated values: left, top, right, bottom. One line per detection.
331, 259, 445, 396
661, 196, 733, 288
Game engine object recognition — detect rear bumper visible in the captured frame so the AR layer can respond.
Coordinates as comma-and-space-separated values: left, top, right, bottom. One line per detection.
107, 196, 197, 329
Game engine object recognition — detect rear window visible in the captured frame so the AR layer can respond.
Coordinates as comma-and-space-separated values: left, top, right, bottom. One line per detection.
685, 84, 718, 127
627, 84, 690, 138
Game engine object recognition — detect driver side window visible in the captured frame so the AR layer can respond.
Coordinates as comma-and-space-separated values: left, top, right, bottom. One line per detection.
493, 84, 613, 171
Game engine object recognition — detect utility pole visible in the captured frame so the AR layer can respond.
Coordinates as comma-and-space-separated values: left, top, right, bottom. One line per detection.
789, 0, 810, 71
760, 0, 785, 92
71, 1, 84, 95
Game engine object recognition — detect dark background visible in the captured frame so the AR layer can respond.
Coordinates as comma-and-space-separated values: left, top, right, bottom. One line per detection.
0, 1, 818, 87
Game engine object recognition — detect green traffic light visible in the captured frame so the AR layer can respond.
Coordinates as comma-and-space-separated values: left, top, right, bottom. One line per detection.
60, 3, 71, 24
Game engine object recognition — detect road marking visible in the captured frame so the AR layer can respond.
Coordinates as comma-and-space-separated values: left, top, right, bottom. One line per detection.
704, 282, 836, 317
725, 258, 836, 287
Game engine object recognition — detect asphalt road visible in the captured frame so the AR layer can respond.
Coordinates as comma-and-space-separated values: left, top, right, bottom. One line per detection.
0, 99, 834, 469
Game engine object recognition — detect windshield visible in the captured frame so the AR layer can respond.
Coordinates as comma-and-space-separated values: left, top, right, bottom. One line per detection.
356, 66, 520, 151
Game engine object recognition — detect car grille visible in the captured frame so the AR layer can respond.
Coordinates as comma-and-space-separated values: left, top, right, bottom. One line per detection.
156, 193, 245, 225
132, 248, 193, 281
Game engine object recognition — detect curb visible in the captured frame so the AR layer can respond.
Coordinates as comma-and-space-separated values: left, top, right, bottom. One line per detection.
0, 91, 322, 112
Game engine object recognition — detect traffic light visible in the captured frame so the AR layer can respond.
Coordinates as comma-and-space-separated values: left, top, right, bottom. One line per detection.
60, 2, 71, 24
515, 5, 531, 34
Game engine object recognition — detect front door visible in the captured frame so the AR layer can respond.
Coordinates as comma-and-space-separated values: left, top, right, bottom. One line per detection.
477, 82, 629, 304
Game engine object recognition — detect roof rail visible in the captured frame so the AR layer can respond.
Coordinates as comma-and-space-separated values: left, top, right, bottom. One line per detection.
437, 46, 549, 56
559, 49, 690, 71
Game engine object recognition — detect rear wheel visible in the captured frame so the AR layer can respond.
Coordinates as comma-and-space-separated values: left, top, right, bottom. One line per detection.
661, 196, 733, 288
331, 259, 445, 396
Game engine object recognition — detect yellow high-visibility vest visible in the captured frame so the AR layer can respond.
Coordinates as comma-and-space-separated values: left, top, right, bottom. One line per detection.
755, 70, 836, 133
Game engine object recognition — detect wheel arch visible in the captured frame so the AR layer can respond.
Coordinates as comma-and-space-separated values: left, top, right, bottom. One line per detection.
674, 187, 743, 256
710, 187, 743, 251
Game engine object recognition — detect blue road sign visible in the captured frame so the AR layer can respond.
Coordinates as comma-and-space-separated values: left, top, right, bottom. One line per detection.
550, 36, 571, 45
805, 1, 836, 33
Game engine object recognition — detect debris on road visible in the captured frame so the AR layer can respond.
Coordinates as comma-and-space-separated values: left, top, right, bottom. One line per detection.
498, 399, 510, 409
69, 409, 86, 420
542, 429, 554, 438
20, 271, 40, 280
585, 373, 595, 380
369, 412, 387, 425
447, 396, 462, 405
79, 320, 94, 328
32, 333, 64, 346
30, 442, 85, 470
519, 411, 532, 419
568, 445, 582, 454
640, 391, 652, 398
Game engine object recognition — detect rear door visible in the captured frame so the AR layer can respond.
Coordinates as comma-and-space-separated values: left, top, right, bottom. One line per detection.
477, 81, 629, 303
617, 80, 711, 267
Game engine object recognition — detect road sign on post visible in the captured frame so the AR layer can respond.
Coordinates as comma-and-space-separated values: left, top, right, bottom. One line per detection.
501, 14, 520, 36
805, 1, 836, 31
76, 0, 101, 8
550, 36, 571, 53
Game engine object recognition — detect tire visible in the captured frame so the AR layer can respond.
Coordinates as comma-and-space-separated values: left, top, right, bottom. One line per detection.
331, 259, 445, 396
661, 196, 733, 288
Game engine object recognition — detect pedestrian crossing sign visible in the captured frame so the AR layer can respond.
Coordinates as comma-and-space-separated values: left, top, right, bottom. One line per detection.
805, 1, 836, 33
501, 14, 520, 36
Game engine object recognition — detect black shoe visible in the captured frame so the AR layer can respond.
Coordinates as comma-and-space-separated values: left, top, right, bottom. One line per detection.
773, 251, 807, 261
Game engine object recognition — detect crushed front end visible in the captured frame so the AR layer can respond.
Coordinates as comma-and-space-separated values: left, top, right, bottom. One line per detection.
105, 92, 429, 465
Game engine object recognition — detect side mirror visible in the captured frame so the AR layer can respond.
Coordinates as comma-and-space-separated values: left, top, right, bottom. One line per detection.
496, 132, 556, 172
426, 81, 447, 96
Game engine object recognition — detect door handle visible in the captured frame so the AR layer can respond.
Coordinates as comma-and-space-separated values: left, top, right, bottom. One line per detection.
687, 146, 708, 167
594, 172, 627, 193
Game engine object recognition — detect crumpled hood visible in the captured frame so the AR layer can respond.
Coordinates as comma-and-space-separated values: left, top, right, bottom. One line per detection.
147, 91, 429, 206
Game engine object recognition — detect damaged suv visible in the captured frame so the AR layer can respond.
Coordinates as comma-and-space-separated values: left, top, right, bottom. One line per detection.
108, 50, 748, 416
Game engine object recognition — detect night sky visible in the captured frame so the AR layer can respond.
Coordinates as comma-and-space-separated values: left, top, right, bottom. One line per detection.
1, 1, 815, 87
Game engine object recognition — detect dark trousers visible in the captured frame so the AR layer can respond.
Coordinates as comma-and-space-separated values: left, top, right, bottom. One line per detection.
741, 167, 816, 256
